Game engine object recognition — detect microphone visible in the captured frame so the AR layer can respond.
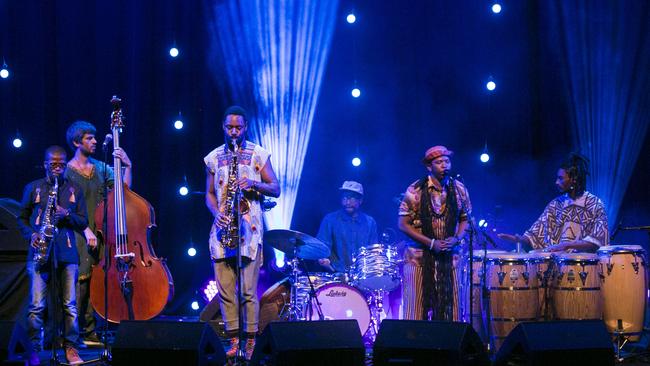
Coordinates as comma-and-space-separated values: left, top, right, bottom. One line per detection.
611, 219, 623, 241
102, 134, 113, 151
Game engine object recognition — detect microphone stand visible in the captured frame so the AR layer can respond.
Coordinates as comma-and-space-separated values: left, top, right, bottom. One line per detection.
451, 176, 488, 350
232, 143, 246, 365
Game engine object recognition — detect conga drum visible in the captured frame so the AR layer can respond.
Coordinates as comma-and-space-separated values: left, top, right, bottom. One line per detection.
528, 250, 554, 320
486, 252, 539, 351
469, 249, 506, 342
598, 245, 647, 341
552, 252, 602, 320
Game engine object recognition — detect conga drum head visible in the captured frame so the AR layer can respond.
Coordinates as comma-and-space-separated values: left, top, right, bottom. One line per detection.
553, 252, 599, 263
597, 245, 645, 255
471, 249, 506, 261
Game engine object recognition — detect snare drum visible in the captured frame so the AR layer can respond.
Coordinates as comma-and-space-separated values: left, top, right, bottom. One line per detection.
306, 282, 371, 335
598, 245, 647, 341
294, 272, 340, 308
552, 252, 602, 320
350, 244, 400, 292
486, 252, 539, 351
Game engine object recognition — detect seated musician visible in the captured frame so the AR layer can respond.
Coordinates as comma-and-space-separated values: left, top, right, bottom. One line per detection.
316, 181, 378, 273
499, 153, 609, 252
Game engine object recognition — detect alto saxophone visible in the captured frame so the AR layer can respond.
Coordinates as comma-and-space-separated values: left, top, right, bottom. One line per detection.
34, 176, 58, 265
217, 143, 250, 249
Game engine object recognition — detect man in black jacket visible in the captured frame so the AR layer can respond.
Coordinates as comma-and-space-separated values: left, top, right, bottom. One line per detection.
18, 146, 88, 365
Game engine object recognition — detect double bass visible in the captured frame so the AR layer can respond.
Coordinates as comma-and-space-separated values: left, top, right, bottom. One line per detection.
90, 96, 173, 322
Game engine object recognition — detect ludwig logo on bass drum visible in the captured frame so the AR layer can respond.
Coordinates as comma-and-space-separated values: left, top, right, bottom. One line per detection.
325, 289, 347, 297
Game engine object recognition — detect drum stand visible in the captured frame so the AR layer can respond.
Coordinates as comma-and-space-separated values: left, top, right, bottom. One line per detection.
365, 290, 387, 344
279, 247, 324, 322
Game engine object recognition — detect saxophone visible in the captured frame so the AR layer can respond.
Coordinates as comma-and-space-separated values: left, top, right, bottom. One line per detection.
34, 176, 58, 265
217, 144, 250, 249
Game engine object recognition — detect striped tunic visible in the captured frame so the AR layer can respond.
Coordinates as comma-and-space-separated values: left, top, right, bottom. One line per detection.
398, 176, 471, 321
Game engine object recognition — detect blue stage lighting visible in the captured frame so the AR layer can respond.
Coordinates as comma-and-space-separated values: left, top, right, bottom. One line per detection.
275, 254, 285, 269
492, 3, 502, 14
191, 301, 199, 310
174, 119, 184, 130
209, 0, 338, 232
179, 185, 189, 196
478, 219, 488, 228
12, 138, 22, 148
0, 68, 8, 79
480, 153, 490, 163
346, 13, 356, 24
352, 157, 361, 167
351, 88, 361, 98
486, 81, 496, 91
187, 247, 197, 257
169, 47, 179, 58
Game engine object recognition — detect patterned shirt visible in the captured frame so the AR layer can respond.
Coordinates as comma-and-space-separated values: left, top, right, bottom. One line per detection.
316, 210, 378, 272
398, 176, 471, 248
204, 141, 269, 261
524, 191, 608, 249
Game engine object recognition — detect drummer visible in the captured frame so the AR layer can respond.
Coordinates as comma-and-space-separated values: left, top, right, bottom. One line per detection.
498, 153, 609, 252
316, 181, 378, 273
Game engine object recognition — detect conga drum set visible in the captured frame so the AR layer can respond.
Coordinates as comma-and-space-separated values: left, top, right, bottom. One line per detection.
260, 229, 401, 342
469, 245, 648, 356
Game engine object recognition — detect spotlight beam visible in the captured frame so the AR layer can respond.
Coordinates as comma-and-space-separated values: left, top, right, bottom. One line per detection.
208, 0, 340, 231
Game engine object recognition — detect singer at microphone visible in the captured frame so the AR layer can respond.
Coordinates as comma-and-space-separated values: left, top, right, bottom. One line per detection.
397, 145, 472, 321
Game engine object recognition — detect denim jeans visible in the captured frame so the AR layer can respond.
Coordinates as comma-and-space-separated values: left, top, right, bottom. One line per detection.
26, 261, 80, 350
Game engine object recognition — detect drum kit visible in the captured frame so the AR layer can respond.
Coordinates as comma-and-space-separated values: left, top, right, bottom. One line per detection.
470, 245, 648, 358
261, 229, 401, 342
259, 228, 649, 358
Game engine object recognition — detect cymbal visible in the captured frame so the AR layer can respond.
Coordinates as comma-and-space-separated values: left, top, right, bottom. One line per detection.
264, 229, 330, 260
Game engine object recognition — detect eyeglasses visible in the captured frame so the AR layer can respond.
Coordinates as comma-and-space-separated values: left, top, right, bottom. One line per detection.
47, 162, 66, 169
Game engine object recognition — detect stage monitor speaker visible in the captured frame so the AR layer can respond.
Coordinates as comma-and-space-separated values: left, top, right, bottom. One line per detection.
493, 320, 614, 366
373, 320, 489, 366
0, 320, 30, 363
250, 320, 365, 366
0, 198, 28, 252
111, 321, 225, 366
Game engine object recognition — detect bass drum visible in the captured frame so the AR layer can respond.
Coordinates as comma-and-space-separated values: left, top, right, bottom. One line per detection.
307, 282, 371, 336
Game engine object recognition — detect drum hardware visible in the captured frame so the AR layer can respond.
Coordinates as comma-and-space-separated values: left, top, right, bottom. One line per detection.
497, 271, 506, 285
579, 270, 588, 286
265, 229, 331, 322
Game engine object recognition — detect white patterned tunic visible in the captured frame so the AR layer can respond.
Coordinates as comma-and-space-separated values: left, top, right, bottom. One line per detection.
204, 140, 270, 261
524, 191, 609, 249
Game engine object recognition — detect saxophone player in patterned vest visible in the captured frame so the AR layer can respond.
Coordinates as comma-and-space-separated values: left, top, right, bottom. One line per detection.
17, 146, 88, 365
204, 106, 280, 360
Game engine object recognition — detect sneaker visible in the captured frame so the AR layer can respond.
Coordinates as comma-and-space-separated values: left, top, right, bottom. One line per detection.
225, 337, 239, 358
65, 346, 84, 365
82, 332, 104, 347
244, 338, 256, 360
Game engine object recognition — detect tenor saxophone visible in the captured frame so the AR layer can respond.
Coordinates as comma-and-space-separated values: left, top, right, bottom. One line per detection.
34, 176, 58, 265
217, 144, 250, 249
